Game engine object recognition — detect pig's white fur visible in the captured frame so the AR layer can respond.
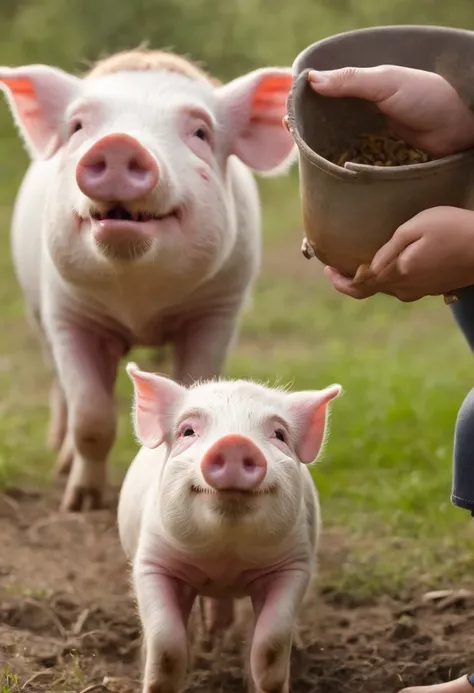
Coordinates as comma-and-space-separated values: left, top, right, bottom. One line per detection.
117, 372, 341, 693
3, 52, 296, 512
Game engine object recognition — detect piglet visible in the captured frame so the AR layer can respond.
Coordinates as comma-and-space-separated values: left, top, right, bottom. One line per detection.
118, 362, 342, 693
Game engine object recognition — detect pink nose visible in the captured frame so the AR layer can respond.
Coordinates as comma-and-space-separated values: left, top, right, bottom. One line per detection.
76, 133, 159, 202
200, 435, 267, 492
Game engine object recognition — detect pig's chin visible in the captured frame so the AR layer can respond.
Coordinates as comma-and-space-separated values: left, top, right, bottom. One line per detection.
90, 218, 156, 261
192, 486, 275, 519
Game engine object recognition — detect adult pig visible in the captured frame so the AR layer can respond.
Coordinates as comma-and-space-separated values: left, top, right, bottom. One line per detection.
0, 50, 296, 512
119, 362, 342, 693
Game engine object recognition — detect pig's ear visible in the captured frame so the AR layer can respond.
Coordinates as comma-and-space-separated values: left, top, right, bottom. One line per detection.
218, 67, 296, 174
0, 65, 81, 160
286, 385, 342, 464
126, 362, 186, 449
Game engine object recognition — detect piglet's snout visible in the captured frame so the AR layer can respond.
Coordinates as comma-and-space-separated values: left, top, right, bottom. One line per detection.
76, 133, 159, 202
200, 435, 267, 492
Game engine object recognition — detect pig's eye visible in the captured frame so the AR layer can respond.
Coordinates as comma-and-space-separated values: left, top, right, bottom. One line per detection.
69, 120, 83, 137
194, 127, 208, 142
275, 429, 286, 443
182, 426, 195, 437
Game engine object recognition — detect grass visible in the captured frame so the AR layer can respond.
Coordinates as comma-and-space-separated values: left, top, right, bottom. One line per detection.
0, 669, 19, 693
1, 119, 474, 597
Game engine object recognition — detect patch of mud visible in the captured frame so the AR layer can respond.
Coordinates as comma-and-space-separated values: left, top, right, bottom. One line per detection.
1, 488, 473, 692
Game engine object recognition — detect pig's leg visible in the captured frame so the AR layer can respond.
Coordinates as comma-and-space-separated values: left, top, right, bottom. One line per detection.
53, 428, 74, 478
206, 597, 234, 633
249, 569, 310, 693
172, 306, 242, 386
26, 309, 69, 457
48, 377, 68, 454
50, 378, 75, 480
199, 597, 235, 648
133, 562, 195, 693
48, 326, 122, 512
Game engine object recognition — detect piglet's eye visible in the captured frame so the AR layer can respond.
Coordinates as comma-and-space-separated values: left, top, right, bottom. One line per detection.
193, 127, 208, 142
275, 429, 286, 443
69, 120, 83, 137
182, 426, 195, 437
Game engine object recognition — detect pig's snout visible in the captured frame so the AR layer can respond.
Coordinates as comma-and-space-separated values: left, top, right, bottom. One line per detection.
201, 435, 267, 492
76, 134, 159, 202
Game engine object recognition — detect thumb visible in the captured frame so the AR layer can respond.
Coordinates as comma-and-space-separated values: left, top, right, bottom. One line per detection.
308, 65, 403, 104
370, 222, 422, 275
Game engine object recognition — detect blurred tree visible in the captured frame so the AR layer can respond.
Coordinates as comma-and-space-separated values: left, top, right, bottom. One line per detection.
1, 0, 474, 81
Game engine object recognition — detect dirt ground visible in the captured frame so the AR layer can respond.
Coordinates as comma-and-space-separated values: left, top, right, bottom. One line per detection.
1, 487, 474, 693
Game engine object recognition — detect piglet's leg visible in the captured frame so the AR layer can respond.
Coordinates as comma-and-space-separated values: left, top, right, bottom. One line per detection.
133, 561, 195, 693
49, 325, 122, 512
249, 568, 310, 693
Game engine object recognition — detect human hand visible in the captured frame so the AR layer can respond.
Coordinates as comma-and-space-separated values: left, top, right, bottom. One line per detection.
324, 207, 474, 302
307, 65, 474, 157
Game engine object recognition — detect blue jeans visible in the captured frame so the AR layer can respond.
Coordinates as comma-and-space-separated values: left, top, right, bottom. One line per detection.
450, 286, 474, 515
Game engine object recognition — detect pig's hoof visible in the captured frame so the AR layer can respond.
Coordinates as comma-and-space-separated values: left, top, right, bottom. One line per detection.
301, 237, 316, 260
60, 485, 104, 513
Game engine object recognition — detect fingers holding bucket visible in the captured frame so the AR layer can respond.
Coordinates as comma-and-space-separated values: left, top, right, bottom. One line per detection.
307, 65, 403, 104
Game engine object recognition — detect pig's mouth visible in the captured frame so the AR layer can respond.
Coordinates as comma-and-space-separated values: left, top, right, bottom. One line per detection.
191, 486, 275, 499
86, 203, 181, 261
192, 485, 275, 518
90, 203, 179, 224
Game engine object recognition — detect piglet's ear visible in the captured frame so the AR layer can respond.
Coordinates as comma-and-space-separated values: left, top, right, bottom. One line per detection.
286, 384, 342, 464
0, 65, 81, 160
218, 67, 296, 174
126, 362, 186, 449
